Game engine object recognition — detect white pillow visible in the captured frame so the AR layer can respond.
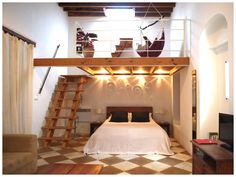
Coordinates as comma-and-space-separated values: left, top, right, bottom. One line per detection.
149, 112, 153, 120
128, 112, 132, 122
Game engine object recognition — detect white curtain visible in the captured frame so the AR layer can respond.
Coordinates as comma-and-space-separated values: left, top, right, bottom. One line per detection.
3, 32, 34, 134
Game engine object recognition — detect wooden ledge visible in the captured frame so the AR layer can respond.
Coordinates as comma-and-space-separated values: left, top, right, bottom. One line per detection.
34, 57, 189, 67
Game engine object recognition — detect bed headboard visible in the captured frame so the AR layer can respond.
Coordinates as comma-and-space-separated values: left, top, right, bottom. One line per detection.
106, 106, 153, 118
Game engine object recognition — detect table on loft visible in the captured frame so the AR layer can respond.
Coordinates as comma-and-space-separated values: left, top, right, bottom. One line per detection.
37, 163, 103, 174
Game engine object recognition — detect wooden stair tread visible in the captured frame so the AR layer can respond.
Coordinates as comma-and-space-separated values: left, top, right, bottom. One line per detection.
45, 116, 77, 120
57, 82, 84, 85
46, 116, 77, 120
42, 126, 76, 130
39, 137, 71, 141
55, 89, 84, 92
49, 106, 77, 110
111, 53, 122, 57
115, 45, 124, 50
52, 98, 80, 101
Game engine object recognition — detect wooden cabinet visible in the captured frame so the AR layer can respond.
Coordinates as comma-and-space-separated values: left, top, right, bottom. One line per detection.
192, 141, 233, 174
90, 122, 103, 136
157, 122, 170, 136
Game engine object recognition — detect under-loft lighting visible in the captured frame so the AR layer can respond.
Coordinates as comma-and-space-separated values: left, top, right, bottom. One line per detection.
96, 68, 109, 74
104, 8, 135, 19
114, 68, 130, 74
133, 68, 147, 74
225, 61, 229, 100
154, 68, 169, 75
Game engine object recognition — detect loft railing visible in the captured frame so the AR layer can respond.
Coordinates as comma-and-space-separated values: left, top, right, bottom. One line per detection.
76, 18, 191, 58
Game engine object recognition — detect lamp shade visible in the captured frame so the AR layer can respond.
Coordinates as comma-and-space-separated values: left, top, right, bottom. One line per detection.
96, 108, 102, 114
156, 108, 164, 114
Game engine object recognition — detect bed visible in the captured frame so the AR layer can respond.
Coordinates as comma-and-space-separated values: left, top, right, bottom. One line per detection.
84, 107, 173, 155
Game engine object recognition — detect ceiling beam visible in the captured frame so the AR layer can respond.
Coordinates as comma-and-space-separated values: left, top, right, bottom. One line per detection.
68, 12, 171, 17
149, 66, 156, 75
68, 12, 105, 17
34, 57, 189, 67
169, 66, 183, 75
78, 67, 94, 76
63, 7, 173, 11
104, 67, 114, 75
63, 7, 173, 12
58, 3, 176, 8
135, 13, 170, 17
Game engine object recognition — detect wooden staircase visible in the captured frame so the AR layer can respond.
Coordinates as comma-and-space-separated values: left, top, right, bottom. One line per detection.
39, 75, 90, 148
111, 38, 133, 57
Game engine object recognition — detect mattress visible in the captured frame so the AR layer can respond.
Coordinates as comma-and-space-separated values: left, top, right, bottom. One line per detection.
84, 118, 174, 155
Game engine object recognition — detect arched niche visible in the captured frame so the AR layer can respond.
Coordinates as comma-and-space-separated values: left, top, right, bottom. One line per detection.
198, 13, 228, 139
205, 14, 228, 55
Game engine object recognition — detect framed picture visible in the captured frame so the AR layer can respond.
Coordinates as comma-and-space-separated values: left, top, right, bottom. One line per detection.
209, 132, 218, 141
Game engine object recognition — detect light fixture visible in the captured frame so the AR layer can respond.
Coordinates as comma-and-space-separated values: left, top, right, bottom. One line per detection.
225, 61, 229, 100
154, 68, 169, 75
104, 8, 135, 19
96, 68, 109, 74
96, 108, 103, 114
156, 108, 164, 115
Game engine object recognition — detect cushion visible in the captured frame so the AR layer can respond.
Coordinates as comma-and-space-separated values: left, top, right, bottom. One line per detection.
132, 112, 150, 122
110, 111, 128, 122
3, 152, 34, 173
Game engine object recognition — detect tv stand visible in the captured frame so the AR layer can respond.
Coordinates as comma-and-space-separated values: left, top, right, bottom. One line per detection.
220, 143, 233, 152
192, 141, 233, 174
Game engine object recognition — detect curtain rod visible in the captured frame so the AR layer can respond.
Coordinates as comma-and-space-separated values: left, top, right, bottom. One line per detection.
2, 26, 36, 47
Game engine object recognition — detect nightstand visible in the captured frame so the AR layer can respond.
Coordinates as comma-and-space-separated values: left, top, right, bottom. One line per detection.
90, 122, 103, 136
157, 122, 170, 136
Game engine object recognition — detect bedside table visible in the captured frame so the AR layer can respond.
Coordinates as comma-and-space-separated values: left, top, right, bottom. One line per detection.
157, 122, 170, 136
90, 122, 103, 136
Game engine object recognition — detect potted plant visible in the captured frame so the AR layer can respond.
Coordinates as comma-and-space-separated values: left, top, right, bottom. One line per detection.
76, 28, 97, 57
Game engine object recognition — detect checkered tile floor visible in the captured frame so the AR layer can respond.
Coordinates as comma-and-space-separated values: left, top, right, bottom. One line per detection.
37, 137, 192, 174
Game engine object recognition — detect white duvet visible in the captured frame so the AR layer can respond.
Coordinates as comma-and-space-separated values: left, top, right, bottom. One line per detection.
84, 118, 174, 155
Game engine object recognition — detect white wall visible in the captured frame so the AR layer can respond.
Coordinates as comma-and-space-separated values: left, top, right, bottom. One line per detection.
3, 3, 69, 136
171, 3, 234, 153
79, 76, 173, 125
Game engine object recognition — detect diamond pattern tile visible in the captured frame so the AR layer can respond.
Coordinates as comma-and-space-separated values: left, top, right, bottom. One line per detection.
44, 155, 68, 163
37, 137, 192, 174
129, 156, 153, 166
144, 161, 171, 172
85, 160, 108, 167
170, 153, 192, 161
100, 166, 123, 174
116, 154, 139, 161
39, 151, 61, 158
64, 152, 84, 159
174, 161, 192, 172
143, 154, 166, 161
37, 158, 49, 167
113, 161, 139, 171
161, 167, 191, 174
158, 157, 183, 166
127, 166, 157, 174
100, 156, 124, 165
71, 156, 96, 163
90, 153, 113, 160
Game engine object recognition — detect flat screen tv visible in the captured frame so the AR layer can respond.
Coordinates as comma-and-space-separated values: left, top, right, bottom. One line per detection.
219, 113, 234, 152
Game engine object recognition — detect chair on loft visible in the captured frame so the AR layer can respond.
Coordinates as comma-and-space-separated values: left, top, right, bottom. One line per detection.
136, 3, 165, 57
